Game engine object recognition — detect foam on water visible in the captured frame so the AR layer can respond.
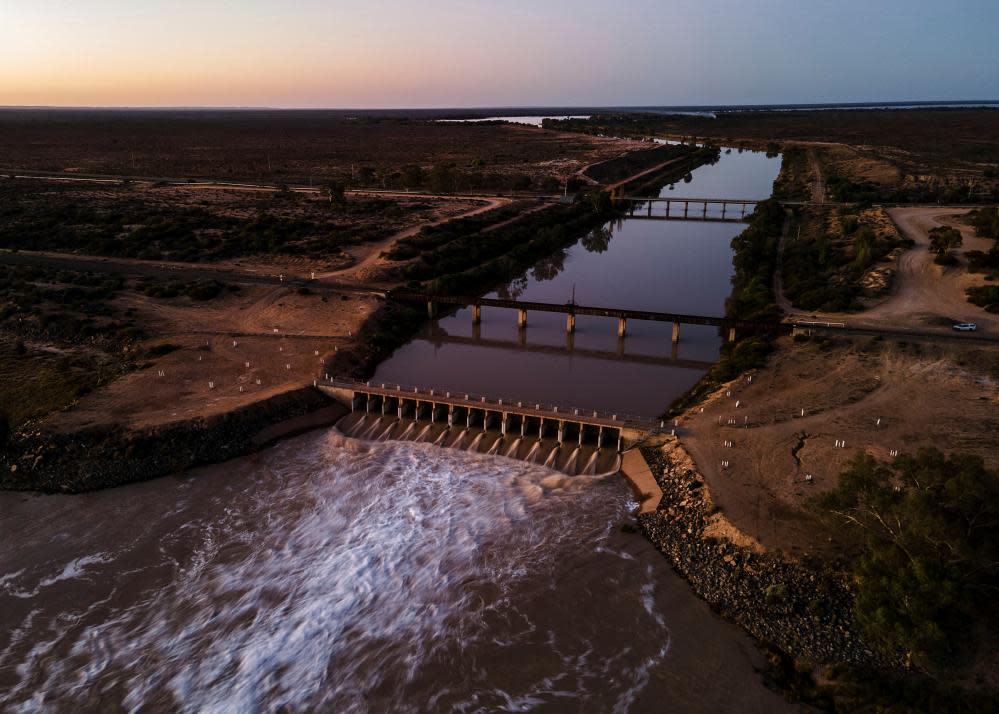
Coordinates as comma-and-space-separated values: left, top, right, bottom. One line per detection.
0, 429, 671, 712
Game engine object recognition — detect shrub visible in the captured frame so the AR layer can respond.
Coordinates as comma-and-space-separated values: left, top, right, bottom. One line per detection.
814, 449, 999, 669
966, 285, 999, 312
147, 343, 180, 357
184, 281, 224, 301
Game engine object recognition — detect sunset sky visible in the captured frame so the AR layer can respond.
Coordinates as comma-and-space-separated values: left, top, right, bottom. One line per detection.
2, 0, 997, 108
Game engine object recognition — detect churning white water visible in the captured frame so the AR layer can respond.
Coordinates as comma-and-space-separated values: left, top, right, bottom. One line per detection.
0, 429, 683, 712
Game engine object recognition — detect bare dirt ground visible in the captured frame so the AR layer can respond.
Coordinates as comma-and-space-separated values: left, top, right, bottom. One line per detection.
1, 178, 513, 433
677, 338, 999, 556
782, 207, 999, 336
47, 284, 380, 432
683, 206, 999, 556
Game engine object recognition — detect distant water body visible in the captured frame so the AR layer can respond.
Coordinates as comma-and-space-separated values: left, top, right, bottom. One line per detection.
432, 100, 997, 123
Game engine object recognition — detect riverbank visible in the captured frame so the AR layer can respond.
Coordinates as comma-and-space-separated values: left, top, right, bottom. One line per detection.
637, 436, 891, 669
0, 386, 337, 492
0, 141, 725, 494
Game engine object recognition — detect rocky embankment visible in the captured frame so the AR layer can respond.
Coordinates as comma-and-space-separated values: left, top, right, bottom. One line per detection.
638, 440, 892, 669
1, 387, 334, 493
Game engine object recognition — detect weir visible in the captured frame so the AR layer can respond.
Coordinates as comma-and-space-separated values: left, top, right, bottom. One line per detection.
319, 379, 652, 476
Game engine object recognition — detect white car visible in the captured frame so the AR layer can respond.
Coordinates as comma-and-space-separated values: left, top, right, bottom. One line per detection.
952, 322, 978, 331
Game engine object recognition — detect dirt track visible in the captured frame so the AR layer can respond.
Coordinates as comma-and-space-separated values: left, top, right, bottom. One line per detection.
682, 206, 999, 556
782, 207, 999, 337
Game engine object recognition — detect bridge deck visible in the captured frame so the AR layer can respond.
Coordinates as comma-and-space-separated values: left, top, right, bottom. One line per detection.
617, 196, 761, 204
622, 214, 748, 224
395, 292, 782, 332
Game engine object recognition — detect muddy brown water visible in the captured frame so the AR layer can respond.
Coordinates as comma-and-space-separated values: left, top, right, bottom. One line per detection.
0, 149, 796, 711
372, 148, 781, 417
0, 430, 794, 712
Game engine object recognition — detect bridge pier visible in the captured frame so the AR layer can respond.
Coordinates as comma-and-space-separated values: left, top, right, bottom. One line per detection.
647, 202, 652, 217
501, 412, 509, 436
617, 317, 627, 338
727, 327, 737, 342
471, 304, 481, 324
557, 421, 565, 446
672, 320, 680, 344
684, 202, 689, 218
703, 202, 708, 219
517, 308, 527, 328
566, 313, 575, 333
427, 301, 437, 319
721, 203, 727, 219
566, 330, 575, 352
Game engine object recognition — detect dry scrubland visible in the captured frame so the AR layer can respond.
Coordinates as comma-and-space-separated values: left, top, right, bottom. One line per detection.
0, 179, 482, 270
0, 118, 642, 438
0, 109, 639, 188
680, 337, 999, 555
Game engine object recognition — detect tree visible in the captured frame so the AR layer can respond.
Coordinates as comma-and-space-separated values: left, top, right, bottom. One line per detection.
427, 164, 456, 194
511, 174, 532, 191
970, 206, 999, 240
540, 175, 561, 194
401, 165, 424, 190
325, 181, 347, 205
816, 449, 999, 669
355, 166, 376, 186
928, 225, 963, 255
581, 226, 612, 254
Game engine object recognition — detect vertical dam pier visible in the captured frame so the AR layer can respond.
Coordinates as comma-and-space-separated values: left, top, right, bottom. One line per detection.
320, 379, 655, 476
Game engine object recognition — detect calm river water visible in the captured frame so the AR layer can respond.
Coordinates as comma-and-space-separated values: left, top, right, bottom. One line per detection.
0, 148, 789, 712
373, 148, 781, 417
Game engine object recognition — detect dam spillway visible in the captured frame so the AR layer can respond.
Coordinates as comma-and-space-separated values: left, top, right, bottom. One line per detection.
320, 380, 653, 475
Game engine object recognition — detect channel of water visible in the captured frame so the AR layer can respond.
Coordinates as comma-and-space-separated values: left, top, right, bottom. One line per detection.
0, 146, 789, 712
372, 147, 780, 417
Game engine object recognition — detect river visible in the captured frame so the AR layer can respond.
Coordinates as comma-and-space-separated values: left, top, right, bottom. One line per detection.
0, 147, 789, 712
372, 147, 780, 417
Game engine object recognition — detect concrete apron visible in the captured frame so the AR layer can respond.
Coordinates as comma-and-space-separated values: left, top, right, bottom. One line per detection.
334, 412, 622, 476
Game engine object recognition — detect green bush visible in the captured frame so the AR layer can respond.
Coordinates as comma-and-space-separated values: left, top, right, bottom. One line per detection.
966, 285, 999, 312
934, 251, 959, 267
815, 449, 999, 669
184, 281, 224, 301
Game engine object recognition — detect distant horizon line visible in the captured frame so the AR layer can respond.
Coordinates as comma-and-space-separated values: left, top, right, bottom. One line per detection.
1, 99, 998, 113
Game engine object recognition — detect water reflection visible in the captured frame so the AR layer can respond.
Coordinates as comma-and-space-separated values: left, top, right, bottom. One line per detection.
375, 148, 782, 417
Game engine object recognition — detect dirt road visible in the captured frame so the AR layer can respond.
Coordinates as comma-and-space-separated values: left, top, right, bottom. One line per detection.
781, 207, 999, 336
806, 148, 825, 203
